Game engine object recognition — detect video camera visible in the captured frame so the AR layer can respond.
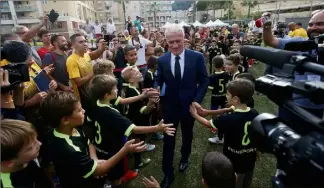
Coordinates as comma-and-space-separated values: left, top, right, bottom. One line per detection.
0, 40, 30, 93
240, 44, 324, 188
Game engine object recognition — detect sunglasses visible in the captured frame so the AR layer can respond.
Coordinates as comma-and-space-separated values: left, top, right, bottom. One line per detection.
118, 35, 124, 38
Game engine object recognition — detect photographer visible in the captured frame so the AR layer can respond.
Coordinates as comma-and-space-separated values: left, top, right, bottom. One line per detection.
262, 11, 324, 124
1, 69, 25, 120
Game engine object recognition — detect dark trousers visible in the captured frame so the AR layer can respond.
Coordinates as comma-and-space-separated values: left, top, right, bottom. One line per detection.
162, 111, 195, 176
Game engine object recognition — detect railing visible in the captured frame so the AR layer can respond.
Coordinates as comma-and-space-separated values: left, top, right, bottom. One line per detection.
14, 5, 37, 12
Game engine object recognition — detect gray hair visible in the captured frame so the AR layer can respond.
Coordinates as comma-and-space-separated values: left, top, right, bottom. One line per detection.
232, 24, 239, 28
164, 23, 184, 37
12, 25, 28, 33
74, 29, 87, 36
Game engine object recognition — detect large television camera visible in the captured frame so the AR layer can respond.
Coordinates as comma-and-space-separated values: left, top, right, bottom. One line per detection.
240, 41, 324, 187
0, 40, 30, 93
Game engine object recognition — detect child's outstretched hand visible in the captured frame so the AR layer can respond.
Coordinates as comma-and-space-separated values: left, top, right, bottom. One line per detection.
142, 88, 160, 98
149, 96, 160, 104
123, 139, 146, 153
198, 108, 209, 117
157, 119, 175, 136
190, 104, 198, 117
142, 176, 160, 188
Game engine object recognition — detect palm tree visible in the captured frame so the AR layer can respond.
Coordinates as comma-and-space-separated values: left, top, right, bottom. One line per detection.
241, 0, 258, 19
148, 2, 159, 28
114, 0, 128, 28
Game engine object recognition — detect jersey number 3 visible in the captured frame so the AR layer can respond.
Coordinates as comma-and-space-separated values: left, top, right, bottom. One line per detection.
242, 121, 251, 146
95, 121, 102, 144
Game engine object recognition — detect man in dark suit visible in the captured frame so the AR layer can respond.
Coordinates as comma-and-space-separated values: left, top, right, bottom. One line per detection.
157, 24, 209, 188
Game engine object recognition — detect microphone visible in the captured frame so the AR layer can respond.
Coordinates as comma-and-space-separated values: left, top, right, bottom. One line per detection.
240, 45, 299, 69
1, 40, 31, 63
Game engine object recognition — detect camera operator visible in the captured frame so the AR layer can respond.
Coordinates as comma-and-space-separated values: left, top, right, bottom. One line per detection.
1, 69, 25, 120
262, 10, 324, 125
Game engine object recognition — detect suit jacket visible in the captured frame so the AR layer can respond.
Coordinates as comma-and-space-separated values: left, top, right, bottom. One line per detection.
157, 49, 209, 115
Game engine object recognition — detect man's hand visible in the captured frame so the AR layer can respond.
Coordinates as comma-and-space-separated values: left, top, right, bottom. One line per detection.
41, 14, 49, 27
157, 119, 175, 136
43, 64, 54, 75
0, 68, 10, 88
123, 139, 146, 153
191, 102, 203, 114
49, 80, 57, 91
30, 92, 48, 104
189, 105, 198, 117
143, 176, 160, 188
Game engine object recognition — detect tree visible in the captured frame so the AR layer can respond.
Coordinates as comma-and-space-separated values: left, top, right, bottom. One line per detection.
196, 1, 208, 11
148, 2, 160, 28
223, 1, 236, 20
208, 1, 224, 19
241, 0, 258, 19
114, 0, 129, 28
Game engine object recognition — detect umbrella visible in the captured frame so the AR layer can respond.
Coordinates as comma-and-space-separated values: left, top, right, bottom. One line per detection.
193, 20, 203, 27
205, 20, 216, 27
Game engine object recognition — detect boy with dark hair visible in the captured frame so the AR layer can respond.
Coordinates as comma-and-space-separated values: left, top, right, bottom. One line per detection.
202, 152, 236, 188
226, 54, 241, 80
124, 45, 137, 67
154, 47, 164, 57
40, 91, 147, 188
190, 79, 259, 188
37, 29, 51, 60
143, 151, 237, 188
144, 56, 158, 89
208, 56, 231, 144
93, 59, 115, 75
0, 119, 51, 188
236, 73, 255, 108
208, 39, 222, 74
88, 75, 175, 187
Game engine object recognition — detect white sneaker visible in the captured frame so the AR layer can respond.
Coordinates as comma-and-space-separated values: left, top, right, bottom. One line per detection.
208, 136, 224, 144
145, 143, 156, 151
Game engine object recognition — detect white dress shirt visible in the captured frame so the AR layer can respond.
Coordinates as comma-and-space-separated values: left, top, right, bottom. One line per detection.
128, 36, 152, 66
171, 50, 185, 78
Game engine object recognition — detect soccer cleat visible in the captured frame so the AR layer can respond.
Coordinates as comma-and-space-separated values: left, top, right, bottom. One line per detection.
121, 170, 138, 183
145, 143, 156, 152
208, 136, 224, 144
138, 158, 151, 168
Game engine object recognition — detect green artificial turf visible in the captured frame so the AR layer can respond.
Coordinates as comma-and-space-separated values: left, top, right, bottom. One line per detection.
126, 63, 278, 188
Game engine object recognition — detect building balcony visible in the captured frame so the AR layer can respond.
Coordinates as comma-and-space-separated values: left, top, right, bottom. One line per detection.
14, 5, 37, 12
0, 19, 14, 25
17, 16, 40, 24
0, 6, 10, 13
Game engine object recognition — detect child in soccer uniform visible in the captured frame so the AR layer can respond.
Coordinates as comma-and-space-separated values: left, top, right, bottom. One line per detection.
40, 91, 147, 188
226, 54, 241, 81
190, 79, 259, 188
236, 73, 256, 108
122, 66, 160, 170
208, 56, 231, 144
0, 119, 52, 188
229, 50, 245, 73
144, 56, 158, 89
208, 40, 222, 74
87, 75, 175, 187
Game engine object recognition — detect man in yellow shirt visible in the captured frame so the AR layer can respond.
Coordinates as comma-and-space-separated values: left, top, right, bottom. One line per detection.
66, 33, 105, 103
296, 22, 308, 39
288, 22, 308, 38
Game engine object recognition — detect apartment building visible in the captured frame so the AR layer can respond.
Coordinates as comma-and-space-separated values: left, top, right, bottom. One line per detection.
0, 1, 43, 33
140, 1, 173, 29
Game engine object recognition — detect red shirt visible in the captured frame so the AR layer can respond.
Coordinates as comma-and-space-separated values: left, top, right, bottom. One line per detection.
37, 47, 50, 60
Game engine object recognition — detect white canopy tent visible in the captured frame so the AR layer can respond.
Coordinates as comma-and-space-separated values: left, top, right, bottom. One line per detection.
193, 20, 204, 27
248, 20, 256, 28
214, 19, 228, 26
179, 21, 189, 27
161, 22, 171, 28
205, 20, 217, 27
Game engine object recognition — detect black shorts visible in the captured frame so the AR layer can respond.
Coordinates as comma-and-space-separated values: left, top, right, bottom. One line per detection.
97, 152, 125, 181
211, 96, 227, 109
